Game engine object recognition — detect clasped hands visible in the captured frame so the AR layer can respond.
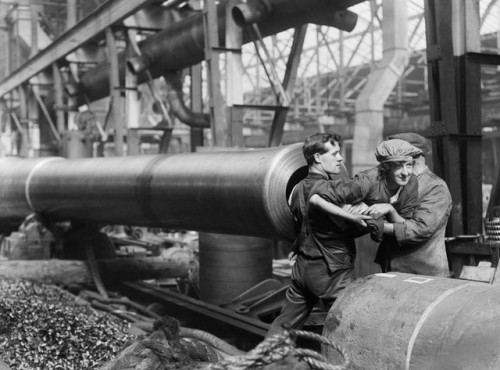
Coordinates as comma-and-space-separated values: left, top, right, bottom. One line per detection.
342, 202, 396, 228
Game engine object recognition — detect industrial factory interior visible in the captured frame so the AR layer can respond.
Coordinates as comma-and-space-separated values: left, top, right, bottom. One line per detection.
1, 0, 500, 368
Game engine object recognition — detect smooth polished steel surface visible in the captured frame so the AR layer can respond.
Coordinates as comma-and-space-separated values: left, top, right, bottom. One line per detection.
76, 0, 364, 102
0, 144, 307, 240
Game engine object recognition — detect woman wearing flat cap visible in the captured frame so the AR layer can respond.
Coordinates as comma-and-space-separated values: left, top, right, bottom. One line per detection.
384, 132, 451, 277
310, 138, 422, 273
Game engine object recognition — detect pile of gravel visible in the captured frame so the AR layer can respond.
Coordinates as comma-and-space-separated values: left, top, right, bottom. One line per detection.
0, 279, 135, 369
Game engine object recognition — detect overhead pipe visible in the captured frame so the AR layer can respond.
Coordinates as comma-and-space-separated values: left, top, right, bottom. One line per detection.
127, 1, 360, 76
0, 144, 308, 240
163, 72, 210, 128
71, 0, 364, 103
231, 0, 273, 26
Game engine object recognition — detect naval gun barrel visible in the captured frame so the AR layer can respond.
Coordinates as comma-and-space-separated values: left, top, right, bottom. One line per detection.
73, 0, 364, 102
0, 144, 307, 240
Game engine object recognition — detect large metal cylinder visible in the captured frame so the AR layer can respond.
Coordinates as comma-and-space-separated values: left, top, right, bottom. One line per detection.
75, 0, 363, 102
323, 273, 500, 369
0, 144, 307, 240
199, 233, 273, 305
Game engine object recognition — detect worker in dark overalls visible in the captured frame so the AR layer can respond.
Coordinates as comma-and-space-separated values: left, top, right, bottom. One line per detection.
267, 132, 370, 336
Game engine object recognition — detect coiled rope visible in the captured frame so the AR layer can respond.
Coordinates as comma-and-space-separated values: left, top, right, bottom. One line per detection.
209, 328, 350, 370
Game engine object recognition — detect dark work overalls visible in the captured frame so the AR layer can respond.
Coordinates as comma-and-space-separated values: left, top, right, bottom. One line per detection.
267, 172, 356, 337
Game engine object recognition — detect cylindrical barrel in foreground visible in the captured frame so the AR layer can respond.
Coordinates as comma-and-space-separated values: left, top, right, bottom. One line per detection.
323, 272, 500, 370
0, 144, 307, 241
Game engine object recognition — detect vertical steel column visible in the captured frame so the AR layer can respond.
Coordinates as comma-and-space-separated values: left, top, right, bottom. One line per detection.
66, 0, 77, 28
52, 63, 65, 136
315, 26, 321, 114
424, 0, 463, 235
17, 86, 29, 157
204, 0, 227, 147
29, 4, 39, 57
190, 0, 205, 151
339, 29, 345, 111
19, 85, 39, 157
457, 1, 482, 234
190, 64, 204, 151
65, 0, 78, 134
424, 0, 482, 235
0, 3, 10, 155
0, 3, 9, 79
125, 29, 140, 156
225, 0, 244, 147
106, 28, 124, 156
27, 86, 40, 157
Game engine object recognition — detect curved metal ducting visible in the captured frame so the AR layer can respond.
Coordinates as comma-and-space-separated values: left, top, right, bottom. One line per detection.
324, 272, 500, 369
73, 0, 363, 102
232, 0, 273, 26
0, 144, 307, 241
164, 72, 210, 128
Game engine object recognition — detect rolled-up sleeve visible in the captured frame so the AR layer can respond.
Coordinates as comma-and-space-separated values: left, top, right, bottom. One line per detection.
393, 180, 452, 247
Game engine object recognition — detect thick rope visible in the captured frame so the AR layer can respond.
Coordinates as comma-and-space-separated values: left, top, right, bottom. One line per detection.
209, 331, 294, 369
291, 329, 351, 369
208, 328, 350, 370
180, 327, 245, 356
132, 339, 179, 367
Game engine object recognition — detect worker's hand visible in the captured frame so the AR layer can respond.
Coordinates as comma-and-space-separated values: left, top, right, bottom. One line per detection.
363, 203, 395, 217
348, 213, 373, 228
342, 202, 369, 214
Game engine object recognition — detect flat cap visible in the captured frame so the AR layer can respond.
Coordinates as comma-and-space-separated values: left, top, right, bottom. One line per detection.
387, 132, 431, 156
375, 139, 422, 163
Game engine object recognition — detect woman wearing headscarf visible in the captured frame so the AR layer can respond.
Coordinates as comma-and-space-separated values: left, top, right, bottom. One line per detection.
309, 138, 423, 273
